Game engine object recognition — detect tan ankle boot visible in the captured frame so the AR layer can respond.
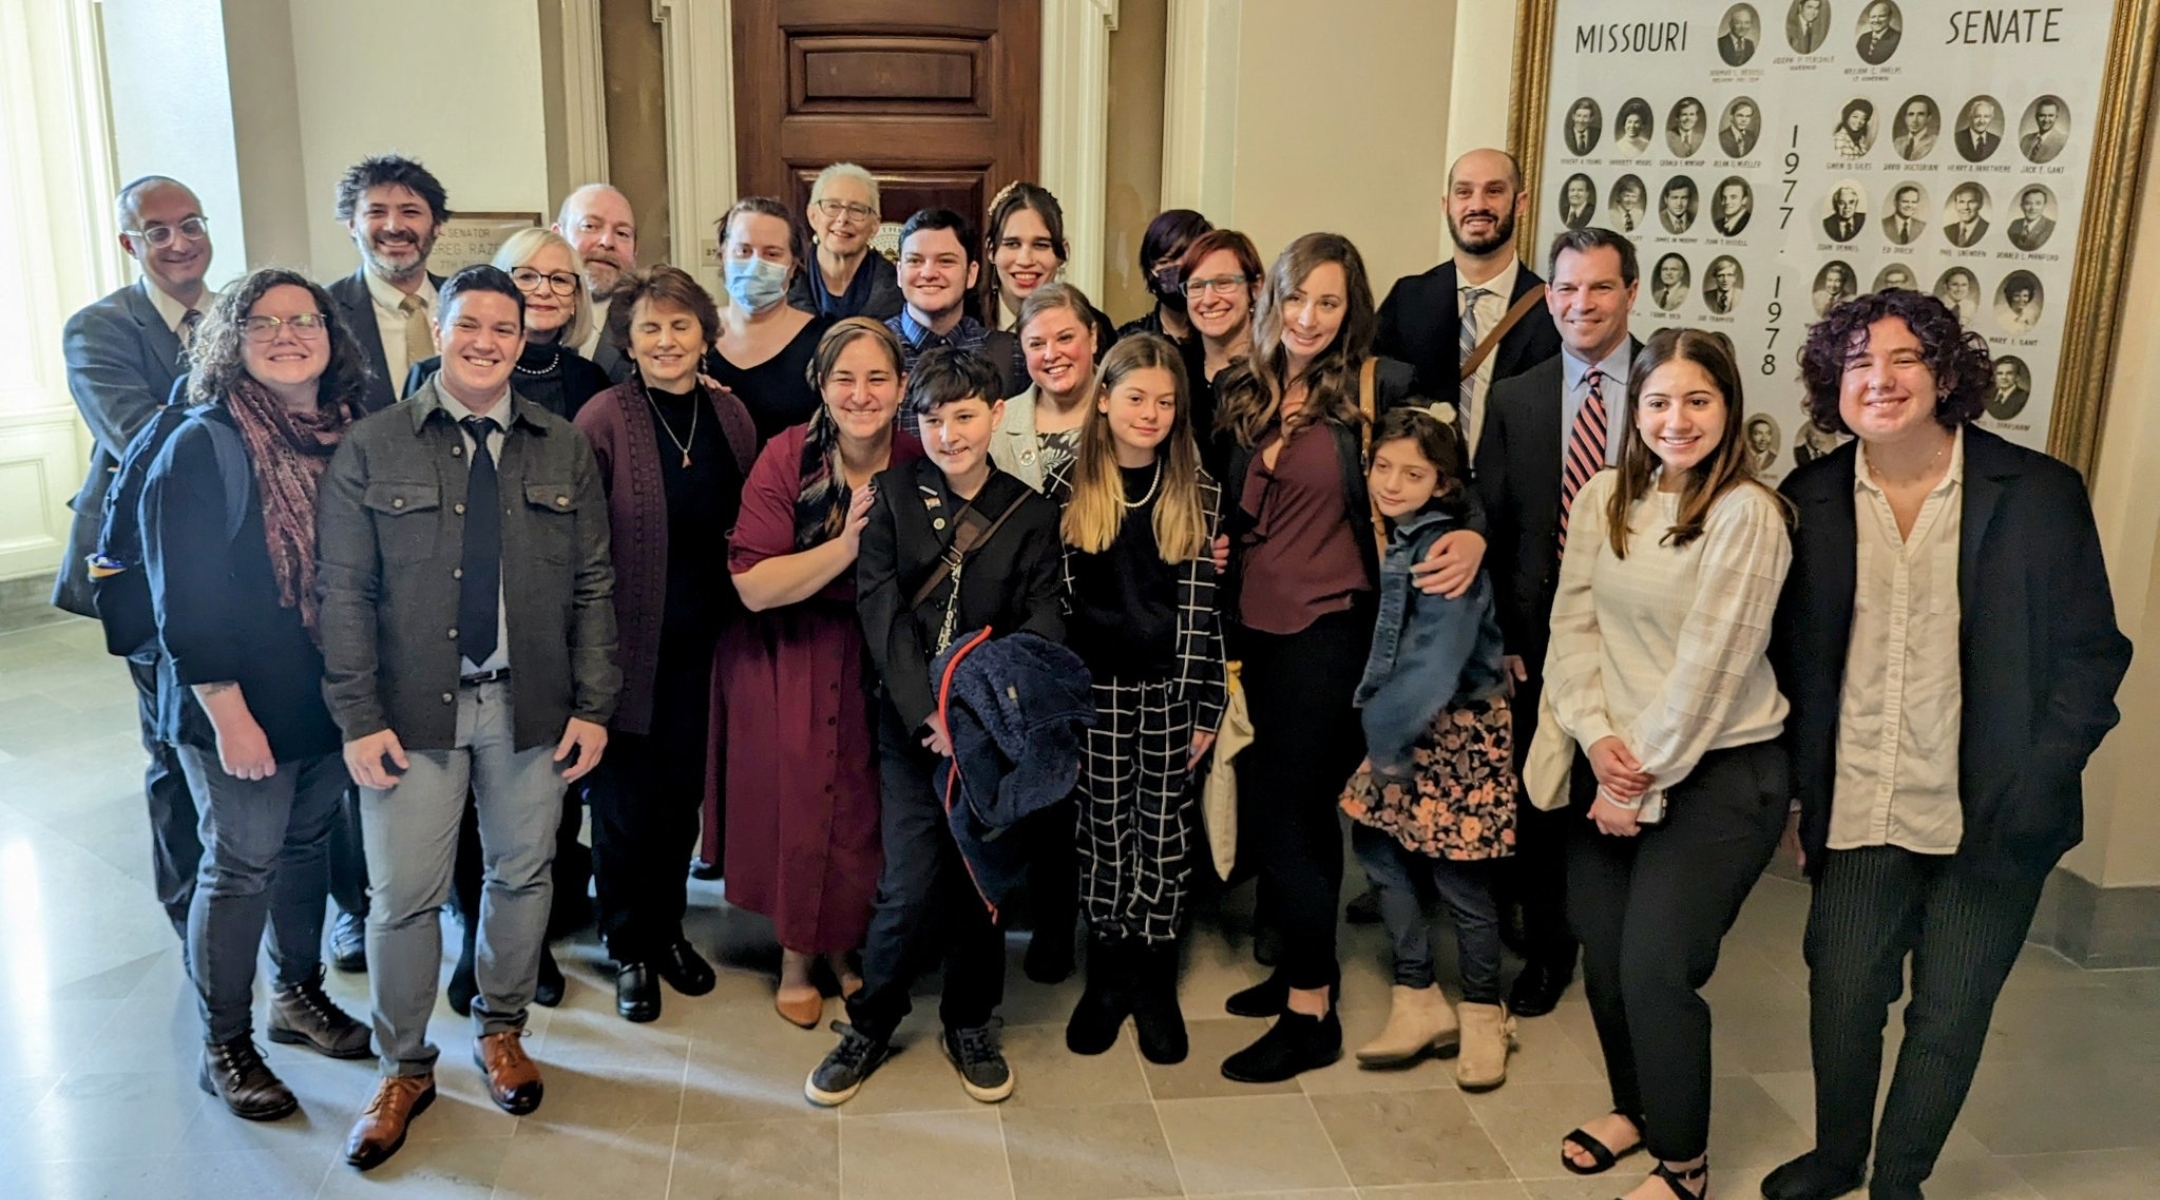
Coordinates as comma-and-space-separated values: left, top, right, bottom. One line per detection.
1355, 984, 1459, 1066
1454, 1001, 1517, 1091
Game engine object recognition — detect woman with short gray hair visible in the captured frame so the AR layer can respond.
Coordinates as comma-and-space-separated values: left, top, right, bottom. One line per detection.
790, 162, 902, 320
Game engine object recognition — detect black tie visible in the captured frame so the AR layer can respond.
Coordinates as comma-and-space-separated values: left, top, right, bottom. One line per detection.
179, 309, 203, 365
458, 416, 501, 666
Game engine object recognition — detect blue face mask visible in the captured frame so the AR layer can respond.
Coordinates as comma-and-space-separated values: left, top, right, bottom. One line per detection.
724, 256, 789, 314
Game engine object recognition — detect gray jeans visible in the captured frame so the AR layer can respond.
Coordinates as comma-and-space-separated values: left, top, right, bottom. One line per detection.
177, 745, 347, 1044
359, 681, 565, 1076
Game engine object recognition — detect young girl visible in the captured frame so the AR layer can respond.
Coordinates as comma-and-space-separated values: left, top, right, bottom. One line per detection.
1044, 332, 1225, 1065
1338, 404, 1519, 1090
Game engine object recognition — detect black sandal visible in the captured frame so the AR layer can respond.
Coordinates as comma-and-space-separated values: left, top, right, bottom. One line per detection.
1630, 1157, 1708, 1200
1559, 1112, 1645, 1176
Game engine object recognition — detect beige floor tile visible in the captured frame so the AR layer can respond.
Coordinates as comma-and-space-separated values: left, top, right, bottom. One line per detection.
1309, 1088, 1514, 1187
530, 1004, 691, 1073
315, 1134, 515, 1200
489, 1120, 678, 1199
1703, 1074, 1811, 1169
682, 1019, 841, 1125
1001, 1100, 1182, 1200
512, 1063, 685, 1134
1461, 1079, 1627, 1181
1909, 1156, 2044, 1199
669, 1118, 840, 1200
1154, 1094, 1352, 1195
2005, 1147, 2160, 1200
838, 1108, 1014, 1200
1142, 1018, 1302, 1100
999, 1021, 1153, 1108
163, 1146, 338, 1200
1958, 1058, 2160, 1155
18, 1069, 206, 1162
1358, 1183, 1532, 1200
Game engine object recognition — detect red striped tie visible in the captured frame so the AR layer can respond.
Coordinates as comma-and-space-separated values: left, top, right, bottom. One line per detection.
1558, 369, 1607, 550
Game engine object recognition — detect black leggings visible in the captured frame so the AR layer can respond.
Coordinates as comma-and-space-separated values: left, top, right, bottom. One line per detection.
1231, 606, 1371, 992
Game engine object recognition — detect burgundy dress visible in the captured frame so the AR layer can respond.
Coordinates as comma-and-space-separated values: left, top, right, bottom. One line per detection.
718, 422, 923, 953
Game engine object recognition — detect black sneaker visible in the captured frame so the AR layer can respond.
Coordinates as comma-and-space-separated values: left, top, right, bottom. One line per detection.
942, 1023, 1014, 1102
804, 1021, 891, 1107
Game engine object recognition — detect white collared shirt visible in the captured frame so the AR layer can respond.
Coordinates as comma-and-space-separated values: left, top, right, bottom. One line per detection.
1458, 257, 1519, 458
364, 270, 438, 397
436, 385, 513, 675
144, 277, 214, 337
1830, 428, 1966, 854
1559, 339, 1633, 467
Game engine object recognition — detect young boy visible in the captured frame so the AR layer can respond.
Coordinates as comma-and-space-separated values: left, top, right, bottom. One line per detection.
806, 346, 1064, 1106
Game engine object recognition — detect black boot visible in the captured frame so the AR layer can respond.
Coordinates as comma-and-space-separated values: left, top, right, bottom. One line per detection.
1220, 1006, 1342, 1083
1025, 912, 1076, 984
534, 947, 565, 1008
1065, 936, 1131, 1055
447, 922, 479, 1018
1130, 941, 1188, 1065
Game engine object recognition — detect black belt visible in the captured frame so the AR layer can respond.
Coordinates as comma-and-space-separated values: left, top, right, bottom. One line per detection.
460, 668, 511, 687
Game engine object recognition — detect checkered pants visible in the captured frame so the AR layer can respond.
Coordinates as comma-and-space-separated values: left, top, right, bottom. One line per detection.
1077, 675, 1198, 945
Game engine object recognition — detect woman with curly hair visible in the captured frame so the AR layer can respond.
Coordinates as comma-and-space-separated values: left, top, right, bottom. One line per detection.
1761, 290, 2131, 1200
140, 267, 377, 1119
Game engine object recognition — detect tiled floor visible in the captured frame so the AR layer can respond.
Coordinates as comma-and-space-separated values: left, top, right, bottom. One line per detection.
1, 615, 2155, 1199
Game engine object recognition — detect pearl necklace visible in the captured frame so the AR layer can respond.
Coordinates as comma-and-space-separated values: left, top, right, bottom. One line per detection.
1118, 459, 1164, 509
514, 347, 561, 377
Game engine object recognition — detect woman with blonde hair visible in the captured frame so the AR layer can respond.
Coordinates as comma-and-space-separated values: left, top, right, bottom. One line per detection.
407, 227, 610, 419
995, 281, 1101, 494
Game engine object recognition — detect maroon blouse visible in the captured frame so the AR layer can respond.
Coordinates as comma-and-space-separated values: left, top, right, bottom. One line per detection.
1236, 423, 1369, 634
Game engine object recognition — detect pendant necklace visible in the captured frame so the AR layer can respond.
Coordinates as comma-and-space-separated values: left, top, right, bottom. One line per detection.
645, 387, 698, 467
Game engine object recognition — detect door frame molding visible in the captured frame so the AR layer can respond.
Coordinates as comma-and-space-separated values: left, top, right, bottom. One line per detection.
559, 0, 611, 187
1160, 0, 1239, 222
649, 0, 1115, 291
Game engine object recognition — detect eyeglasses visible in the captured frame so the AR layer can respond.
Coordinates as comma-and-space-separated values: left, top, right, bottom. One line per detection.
123, 216, 209, 248
241, 312, 328, 342
815, 199, 877, 222
510, 268, 582, 296
1181, 274, 1253, 298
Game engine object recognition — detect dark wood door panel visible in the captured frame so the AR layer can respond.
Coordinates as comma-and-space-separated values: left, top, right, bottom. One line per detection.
791, 37, 988, 115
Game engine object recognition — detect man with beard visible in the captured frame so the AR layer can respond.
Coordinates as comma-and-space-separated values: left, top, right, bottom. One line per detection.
327, 155, 450, 414
1375, 148, 1561, 459
554, 183, 640, 381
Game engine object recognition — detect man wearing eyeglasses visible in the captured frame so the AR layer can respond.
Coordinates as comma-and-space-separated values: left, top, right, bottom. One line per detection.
54, 175, 217, 945
554, 183, 640, 382
325, 155, 451, 413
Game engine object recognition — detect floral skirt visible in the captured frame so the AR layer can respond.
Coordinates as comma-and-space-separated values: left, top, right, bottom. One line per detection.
1340, 694, 1518, 861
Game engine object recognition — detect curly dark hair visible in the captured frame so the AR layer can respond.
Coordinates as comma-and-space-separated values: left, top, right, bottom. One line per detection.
188, 267, 370, 413
1797, 289, 1989, 435
1370, 403, 1467, 517
333, 154, 450, 226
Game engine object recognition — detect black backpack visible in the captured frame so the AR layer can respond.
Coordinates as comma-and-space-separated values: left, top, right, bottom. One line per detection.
89, 404, 250, 660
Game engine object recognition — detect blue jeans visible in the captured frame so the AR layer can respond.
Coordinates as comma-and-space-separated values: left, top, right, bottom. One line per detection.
1351, 823, 1504, 1003
177, 746, 347, 1044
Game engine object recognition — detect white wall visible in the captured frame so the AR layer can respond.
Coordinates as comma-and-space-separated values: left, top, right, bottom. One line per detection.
286, 0, 552, 280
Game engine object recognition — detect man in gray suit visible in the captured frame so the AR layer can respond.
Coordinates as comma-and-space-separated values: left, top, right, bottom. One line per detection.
55, 175, 214, 941
325, 155, 449, 415
553, 184, 639, 383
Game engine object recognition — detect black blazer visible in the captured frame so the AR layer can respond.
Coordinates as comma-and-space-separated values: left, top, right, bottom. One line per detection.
326, 268, 447, 415
54, 281, 188, 617
1373, 261, 1561, 427
1769, 428, 2131, 878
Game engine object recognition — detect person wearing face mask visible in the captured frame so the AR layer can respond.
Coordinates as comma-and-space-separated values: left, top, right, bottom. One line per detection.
576, 267, 759, 1022
789, 163, 903, 321
722, 319, 923, 1027
706, 197, 833, 445
1114, 209, 1213, 386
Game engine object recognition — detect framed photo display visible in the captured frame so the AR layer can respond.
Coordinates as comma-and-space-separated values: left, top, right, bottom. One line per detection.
1508, 1, 2160, 478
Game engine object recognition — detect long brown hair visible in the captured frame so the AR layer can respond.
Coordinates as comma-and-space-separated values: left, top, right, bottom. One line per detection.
1062, 334, 1206, 563
1604, 328, 1787, 558
1214, 232, 1376, 448
980, 181, 1068, 322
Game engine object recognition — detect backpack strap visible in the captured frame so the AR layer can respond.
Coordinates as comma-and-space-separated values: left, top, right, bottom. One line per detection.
190, 407, 253, 544
909, 483, 1032, 611
1458, 284, 1547, 383
1356, 359, 1386, 555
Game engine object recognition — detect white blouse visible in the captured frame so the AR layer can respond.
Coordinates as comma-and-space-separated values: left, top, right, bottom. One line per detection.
1545, 470, 1792, 820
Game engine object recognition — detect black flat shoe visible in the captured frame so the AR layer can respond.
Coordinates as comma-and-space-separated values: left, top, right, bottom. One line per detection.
1224, 975, 1337, 1019
534, 947, 565, 1008
1559, 1113, 1644, 1176
1220, 1008, 1341, 1083
688, 858, 723, 882
1761, 1151, 1866, 1200
1508, 959, 1573, 1018
616, 962, 661, 1023
656, 939, 717, 997
1130, 942, 1188, 1065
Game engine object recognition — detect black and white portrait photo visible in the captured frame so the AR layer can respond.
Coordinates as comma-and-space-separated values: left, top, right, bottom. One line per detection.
1956, 95, 2006, 162
1812, 260, 1858, 315
1793, 422, 1843, 465
1719, 5, 1763, 66
1659, 175, 1700, 235
1559, 173, 1598, 230
1563, 97, 1603, 156
1873, 262, 1920, 293
1986, 356, 2032, 420
2021, 95, 2071, 163
1651, 254, 1692, 311
1997, 270, 2044, 334
1609, 174, 1649, 233
1883, 183, 1927, 246
1744, 414, 1781, 473
1833, 99, 1877, 158
1720, 96, 1762, 158
1935, 266, 1982, 324
1711, 177, 1754, 237
1822, 183, 1867, 243
1667, 97, 1708, 157
1614, 98, 1655, 155
1787, 0, 1832, 54
1704, 256, 1745, 314
1855, 0, 1902, 63
2007, 184, 2058, 252
1892, 95, 1940, 161
1944, 182, 1991, 247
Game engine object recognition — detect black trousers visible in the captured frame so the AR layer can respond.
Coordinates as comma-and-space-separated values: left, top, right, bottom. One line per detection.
1566, 739, 1788, 1161
1803, 845, 2046, 1192
1231, 606, 1370, 992
1496, 674, 1579, 973
130, 655, 201, 939
589, 641, 714, 963
846, 699, 1005, 1043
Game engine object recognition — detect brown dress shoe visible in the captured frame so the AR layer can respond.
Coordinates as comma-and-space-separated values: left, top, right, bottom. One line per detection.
474, 1029, 544, 1114
344, 1073, 436, 1170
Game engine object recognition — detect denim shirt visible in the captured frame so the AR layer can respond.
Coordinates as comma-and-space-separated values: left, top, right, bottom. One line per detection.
1355, 507, 1509, 773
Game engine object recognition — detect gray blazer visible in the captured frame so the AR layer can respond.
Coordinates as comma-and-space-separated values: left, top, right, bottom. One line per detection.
325, 267, 446, 416
53, 281, 187, 617
990, 385, 1051, 493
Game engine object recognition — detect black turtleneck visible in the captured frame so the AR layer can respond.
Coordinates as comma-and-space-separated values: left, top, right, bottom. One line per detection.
405, 339, 611, 420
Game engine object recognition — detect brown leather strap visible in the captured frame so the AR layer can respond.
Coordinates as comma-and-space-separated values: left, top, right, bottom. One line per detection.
908, 488, 1031, 610
1459, 284, 1548, 383
1356, 358, 1386, 555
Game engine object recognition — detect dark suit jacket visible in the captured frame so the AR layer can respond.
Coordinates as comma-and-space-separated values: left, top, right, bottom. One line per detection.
1788, 14, 1826, 53
589, 332, 632, 384
326, 268, 447, 415
1856, 27, 1900, 62
1770, 429, 2131, 877
53, 281, 189, 616
1824, 213, 1865, 242
2008, 217, 2055, 251
1956, 127, 2001, 161
1987, 387, 2031, 420
1946, 217, 1990, 248
1374, 261, 1560, 437
1718, 33, 1756, 65
1720, 129, 1757, 158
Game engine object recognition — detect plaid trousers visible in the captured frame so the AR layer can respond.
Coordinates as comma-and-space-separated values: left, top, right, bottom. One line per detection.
1077, 675, 1198, 945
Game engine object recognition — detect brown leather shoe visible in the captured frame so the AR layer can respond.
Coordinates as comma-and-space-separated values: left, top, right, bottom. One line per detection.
344, 1073, 436, 1170
474, 1029, 544, 1114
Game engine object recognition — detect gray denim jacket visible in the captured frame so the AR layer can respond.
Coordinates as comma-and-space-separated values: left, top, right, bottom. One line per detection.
316, 378, 620, 752
1356, 507, 1509, 774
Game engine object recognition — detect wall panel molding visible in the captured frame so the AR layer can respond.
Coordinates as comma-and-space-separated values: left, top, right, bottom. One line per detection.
1158, 0, 1237, 222
652, 0, 736, 272
1039, 0, 1117, 301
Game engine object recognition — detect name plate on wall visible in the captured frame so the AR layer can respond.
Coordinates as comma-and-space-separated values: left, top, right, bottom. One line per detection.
432, 212, 544, 274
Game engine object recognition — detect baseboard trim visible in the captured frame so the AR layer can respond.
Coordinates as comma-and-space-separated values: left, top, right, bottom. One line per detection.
0, 572, 68, 634
2030, 867, 2160, 968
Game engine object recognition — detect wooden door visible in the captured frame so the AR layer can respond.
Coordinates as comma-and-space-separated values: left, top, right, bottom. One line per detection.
731, 0, 1040, 250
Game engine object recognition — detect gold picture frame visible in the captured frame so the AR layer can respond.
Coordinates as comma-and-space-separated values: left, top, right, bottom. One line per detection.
1507, 0, 2160, 479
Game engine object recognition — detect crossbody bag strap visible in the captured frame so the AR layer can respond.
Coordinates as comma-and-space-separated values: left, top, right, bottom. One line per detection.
1458, 284, 1548, 382
1357, 358, 1386, 555
908, 486, 1032, 611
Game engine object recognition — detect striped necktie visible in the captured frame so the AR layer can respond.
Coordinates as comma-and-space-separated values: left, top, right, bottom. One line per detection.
1459, 286, 1489, 424
1559, 369, 1607, 550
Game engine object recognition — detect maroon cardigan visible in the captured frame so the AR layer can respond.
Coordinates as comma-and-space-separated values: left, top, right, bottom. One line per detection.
574, 379, 758, 735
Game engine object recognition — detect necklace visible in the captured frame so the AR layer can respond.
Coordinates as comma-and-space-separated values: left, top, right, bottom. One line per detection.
1118, 458, 1164, 509
514, 346, 561, 377
644, 386, 698, 467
